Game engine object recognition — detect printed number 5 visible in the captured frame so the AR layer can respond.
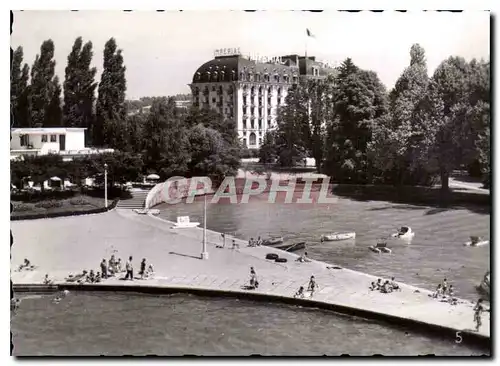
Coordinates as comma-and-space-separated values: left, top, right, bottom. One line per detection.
455, 331, 462, 344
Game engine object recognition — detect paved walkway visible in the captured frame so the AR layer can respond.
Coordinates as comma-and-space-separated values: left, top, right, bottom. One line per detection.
11, 209, 490, 340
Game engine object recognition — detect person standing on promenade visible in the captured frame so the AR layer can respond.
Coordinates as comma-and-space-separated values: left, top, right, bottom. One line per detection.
473, 299, 490, 332
139, 258, 147, 279
250, 267, 258, 288
109, 255, 116, 275
308, 276, 317, 297
100, 259, 108, 279
442, 278, 448, 294
125, 256, 134, 280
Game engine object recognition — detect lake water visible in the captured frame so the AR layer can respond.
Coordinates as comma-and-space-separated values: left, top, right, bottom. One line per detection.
11, 292, 488, 356
156, 196, 490, 301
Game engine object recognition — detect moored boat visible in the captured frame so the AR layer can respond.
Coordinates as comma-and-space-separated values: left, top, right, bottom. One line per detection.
262, 237, 284, 246
273, 241, 306, 252
321, 232, 356, 242
392, 226, 415, 239
464, 236, 489, 247
369, 239, 391, 254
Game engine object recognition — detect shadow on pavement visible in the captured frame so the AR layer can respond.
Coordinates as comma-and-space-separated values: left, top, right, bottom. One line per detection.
169, 251, 201, 260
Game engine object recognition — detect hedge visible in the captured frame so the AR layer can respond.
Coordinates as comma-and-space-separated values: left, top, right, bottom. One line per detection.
10, 198, 120, 221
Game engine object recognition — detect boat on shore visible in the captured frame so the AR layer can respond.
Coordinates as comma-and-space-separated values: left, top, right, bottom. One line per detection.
464, 236, 489, 247
172, 216, 200, 229
369, 239, 392, 254
262, 237, 284, 246
321, 232, 356, 242
272, 241, 306, 252
392, 226, 415, 240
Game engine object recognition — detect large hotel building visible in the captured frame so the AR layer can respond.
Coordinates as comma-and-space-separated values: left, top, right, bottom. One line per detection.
189, 51, 335, 149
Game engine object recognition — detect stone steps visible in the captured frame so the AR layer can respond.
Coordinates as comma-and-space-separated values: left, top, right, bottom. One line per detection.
116, 190, 149, 209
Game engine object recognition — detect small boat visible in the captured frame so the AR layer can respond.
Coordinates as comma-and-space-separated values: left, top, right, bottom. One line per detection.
392, 226, 415, 239
134, 208, 160, 215
464, 236, 489, 247
262, 237, 284, 246
321, 232, 356, 242
369, 239, 392, 254
273, 241, 306, 252
172, 216, 200, 229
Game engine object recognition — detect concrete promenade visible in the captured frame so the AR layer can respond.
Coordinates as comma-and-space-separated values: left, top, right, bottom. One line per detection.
11, 209, 490, 345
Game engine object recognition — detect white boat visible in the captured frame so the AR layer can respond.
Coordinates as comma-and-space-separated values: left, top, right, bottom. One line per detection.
134, 208, 160, 215
321, 232, 356, 242
392, 226, 415, 239
172, 216, 200, 229
464, 236, 489, 247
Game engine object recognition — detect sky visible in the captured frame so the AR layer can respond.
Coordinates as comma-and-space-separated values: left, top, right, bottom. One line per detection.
11, 10, 490, 100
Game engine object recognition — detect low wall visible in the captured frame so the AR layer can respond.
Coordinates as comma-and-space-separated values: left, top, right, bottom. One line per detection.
12, 283, 490, 350
331, 184, 490, 206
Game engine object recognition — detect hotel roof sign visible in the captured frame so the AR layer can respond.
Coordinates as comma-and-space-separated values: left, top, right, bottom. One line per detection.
214, 48, 241, 57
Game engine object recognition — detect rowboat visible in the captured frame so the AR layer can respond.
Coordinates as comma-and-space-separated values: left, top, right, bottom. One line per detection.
262, 237, 284, 246
369, 239, 392, 254
273, 241, 306, 252
464, 236, 489, 247
172, 216, 200, 229
321, 232, 356, 242
392, 226, 415, 240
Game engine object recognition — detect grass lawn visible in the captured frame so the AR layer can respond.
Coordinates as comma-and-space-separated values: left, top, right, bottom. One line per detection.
12, 195, 107, 217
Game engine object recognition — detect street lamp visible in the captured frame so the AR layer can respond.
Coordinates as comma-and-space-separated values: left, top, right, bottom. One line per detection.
104, 163, 108, 208
201, 191, 209, 260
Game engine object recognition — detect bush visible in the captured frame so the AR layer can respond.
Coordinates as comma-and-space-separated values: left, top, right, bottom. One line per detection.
11, 189, 77, 203
11, 198, 120, 221
69, 197, 90, 206
12, 202, 32, 212
241, 147, 260, 159
34, 200, 63, 209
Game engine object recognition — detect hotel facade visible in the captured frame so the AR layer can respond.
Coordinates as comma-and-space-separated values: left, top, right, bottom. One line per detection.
189, 51, 335, 149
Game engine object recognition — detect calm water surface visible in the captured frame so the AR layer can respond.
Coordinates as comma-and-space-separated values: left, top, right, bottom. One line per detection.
157, 197, 490, 300
11, 292, 488, 356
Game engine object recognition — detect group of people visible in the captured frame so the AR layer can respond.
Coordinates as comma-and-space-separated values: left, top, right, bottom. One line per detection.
64, 255, 154, 284
430, 278, 457, 304
294, 276, 318, 298
369, 277, 400, 294
248, 237, 263, 247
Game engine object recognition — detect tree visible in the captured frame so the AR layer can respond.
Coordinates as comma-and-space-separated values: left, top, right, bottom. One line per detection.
324, 59, 388, 183
419, 57, 490, 194
259, 131, 278, 164
368, 44, 432, 185
141, 97, 190, 178
11, 46, 31, 127
94, 38, 127, 147
29, 40, 56, 127
45, 75, 62, 127
63, 37, 97, 139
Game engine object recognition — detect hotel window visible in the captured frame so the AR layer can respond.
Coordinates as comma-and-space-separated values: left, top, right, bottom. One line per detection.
206, 72, 211, 81
240, 72, 245, 81
195, 72, 201, 81
267, 108, 271, 115
50, 135, 57, 142
275, 74, 279, 82
258, 120, 262, 129
264, 73, 269, 82
267, 87, 272, 94
259, 138, 262, 145
256, 73, 261, 82
212, 97, 216, 103
213, 72, 218, 81
292, 75, 298, 83
243, 138, 247, 146
231, 70, 236, 81
41, 134, 48, 142
212, 86, 216, 92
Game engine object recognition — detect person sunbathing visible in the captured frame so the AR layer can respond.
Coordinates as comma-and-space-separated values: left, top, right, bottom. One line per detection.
296, 252, 311, 262
43, 274, 53, 285
369, 282, 377, 291
294, 286, 305, 298
431, 284, 443, 298
380, 280, 392, 294
390, 277, 401, 291
18, 258, 35, 271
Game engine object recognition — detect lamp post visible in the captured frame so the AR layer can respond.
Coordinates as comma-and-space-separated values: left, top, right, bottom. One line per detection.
104, 163, 108, 208
201, 191, 209, 260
